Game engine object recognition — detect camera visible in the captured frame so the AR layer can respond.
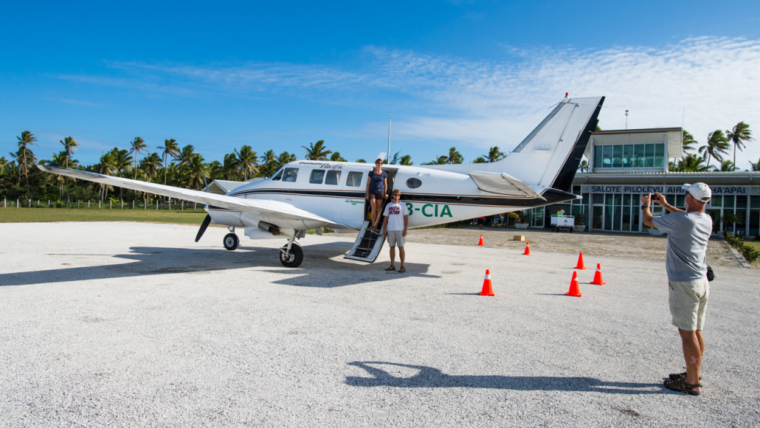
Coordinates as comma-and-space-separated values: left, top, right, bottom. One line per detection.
650, 194, 659, 202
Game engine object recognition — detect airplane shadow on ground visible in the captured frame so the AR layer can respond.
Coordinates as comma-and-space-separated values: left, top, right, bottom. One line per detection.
346, 362, 666, 395
0, 241, 438, 288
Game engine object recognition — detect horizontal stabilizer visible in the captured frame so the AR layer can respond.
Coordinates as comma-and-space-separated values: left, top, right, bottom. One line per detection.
468, 172, 546, 200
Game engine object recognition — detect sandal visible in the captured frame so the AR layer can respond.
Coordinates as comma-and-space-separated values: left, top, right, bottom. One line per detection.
385, 266, 396, 271
668, 371, 702, 385
399, 267, 406, 273
664, 378, 701, 396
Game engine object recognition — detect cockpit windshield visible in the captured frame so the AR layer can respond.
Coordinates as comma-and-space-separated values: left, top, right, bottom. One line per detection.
270, 168, 284, 181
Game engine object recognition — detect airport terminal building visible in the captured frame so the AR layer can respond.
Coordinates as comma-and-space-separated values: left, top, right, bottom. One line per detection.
525, 128, 760, 238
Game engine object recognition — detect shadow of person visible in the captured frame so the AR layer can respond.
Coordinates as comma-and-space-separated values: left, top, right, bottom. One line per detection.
345, 362, 664, 395
0, 241, 438, 288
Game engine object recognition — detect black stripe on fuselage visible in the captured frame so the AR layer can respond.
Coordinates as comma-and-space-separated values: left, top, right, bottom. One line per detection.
218, 188, 578, 209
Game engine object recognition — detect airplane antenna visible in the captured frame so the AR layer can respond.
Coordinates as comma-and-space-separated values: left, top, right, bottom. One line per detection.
387, 118, 391, 164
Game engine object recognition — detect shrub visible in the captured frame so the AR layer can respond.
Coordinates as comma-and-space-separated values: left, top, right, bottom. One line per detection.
508, 212, 520, 226
725, 231, 759, 265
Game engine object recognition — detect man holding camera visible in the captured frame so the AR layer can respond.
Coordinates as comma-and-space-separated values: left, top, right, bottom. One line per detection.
641, 183, 713, 396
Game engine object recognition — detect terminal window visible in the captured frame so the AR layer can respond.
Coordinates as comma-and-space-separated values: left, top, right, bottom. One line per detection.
594, 143, 665, 169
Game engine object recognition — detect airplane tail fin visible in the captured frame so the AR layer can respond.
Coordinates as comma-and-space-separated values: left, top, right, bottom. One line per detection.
497, 96, 603, 192
424, 96, 604, 193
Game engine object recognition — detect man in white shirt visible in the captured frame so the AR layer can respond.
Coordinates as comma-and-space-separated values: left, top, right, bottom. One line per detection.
382, 189, 409, 273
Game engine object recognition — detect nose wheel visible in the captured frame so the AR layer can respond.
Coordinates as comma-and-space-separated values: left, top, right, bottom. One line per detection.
223, 233, 239, 251
279, 242, 303, 267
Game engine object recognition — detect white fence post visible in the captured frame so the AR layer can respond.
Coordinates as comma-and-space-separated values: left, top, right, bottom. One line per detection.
17, 199, 19, 208
132, 200, 135, 210
110, 201, 112, 209
156, 200, 158, 210
3, 198, 5, 208
121, 200, 123, 209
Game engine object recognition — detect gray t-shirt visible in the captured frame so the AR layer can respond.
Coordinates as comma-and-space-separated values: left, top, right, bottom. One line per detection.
652, 212, 712, 282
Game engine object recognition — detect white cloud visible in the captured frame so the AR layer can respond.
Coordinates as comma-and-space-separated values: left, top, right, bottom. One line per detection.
63, 36, 760, 167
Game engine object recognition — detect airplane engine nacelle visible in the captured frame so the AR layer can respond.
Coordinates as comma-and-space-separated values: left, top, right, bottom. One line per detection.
244, 222, 296, 239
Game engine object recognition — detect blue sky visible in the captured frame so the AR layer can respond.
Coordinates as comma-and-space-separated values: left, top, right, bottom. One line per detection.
2, 0, 760, 168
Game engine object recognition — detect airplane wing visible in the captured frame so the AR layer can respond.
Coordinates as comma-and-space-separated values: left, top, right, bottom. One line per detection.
37, 164, 345, 227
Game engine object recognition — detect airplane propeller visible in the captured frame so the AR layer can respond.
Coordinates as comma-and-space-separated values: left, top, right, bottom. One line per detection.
195, 214, 212, 242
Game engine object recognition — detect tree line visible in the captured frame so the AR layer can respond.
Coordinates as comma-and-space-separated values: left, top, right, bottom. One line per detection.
1, 133, 509, 204
4, 122, 754, 204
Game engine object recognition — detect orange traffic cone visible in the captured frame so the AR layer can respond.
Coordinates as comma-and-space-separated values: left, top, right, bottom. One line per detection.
477, 235, 484, 246
591, 263, 606, 285
479, 269, 494, 296
575, 252, 586, 270
523, 241, 531, 255
566, 271, 582, 297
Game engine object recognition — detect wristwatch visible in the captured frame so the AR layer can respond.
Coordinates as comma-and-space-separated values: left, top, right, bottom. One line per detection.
640, 205, 649, 210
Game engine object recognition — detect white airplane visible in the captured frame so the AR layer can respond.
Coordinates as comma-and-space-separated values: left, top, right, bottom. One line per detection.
38, 95, 604, 268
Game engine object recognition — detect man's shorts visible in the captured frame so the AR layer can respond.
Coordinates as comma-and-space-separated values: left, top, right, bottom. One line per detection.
668, 278, 709, 331
387, 230, 405, 247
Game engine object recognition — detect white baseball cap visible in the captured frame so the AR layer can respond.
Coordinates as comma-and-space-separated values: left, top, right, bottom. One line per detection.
682, 183, 711, 203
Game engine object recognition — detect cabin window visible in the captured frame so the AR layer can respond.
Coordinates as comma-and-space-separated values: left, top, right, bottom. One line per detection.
325, 170, 341, 185
271, 168, 284, 181
282, 168, 299, 182
406, 178, 422, 189
346, 171, 363, 187
310, 169, 325, 184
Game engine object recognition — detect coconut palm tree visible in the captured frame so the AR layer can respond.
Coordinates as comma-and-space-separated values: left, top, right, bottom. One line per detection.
159, 138, 179, 185
330, 152, 347, 162
0, 156, 7, 189
726, 122, 753, 171
221, 153, 239, 180
698, 130, 730, 169
16, 131, 37, 199
235, 145, 258, 180
682, 130, 698, 153
186, 154, 209, 190
718, 160, 735, 172
484, 146, 505, 162
96, 152, 117, 202
176, 144, 196, 167
59, 136, 79, 204
447, 147, 463, 164
259, 150, 278, 177
673, 153, 709, 172
356, 159, 367, 163
111, 148, 133, 204
302, 140, 331, 160
277, 151, 297, 168
399, 154, 413, 166
472, 157, 488, 163
128, 137, 147, 180
140, 153, 162, 182
49, 151, 68, 199
423, 155, 449, 165
749, 158, 760, 171
208, 160, 223, 180
577, 160, 590, 172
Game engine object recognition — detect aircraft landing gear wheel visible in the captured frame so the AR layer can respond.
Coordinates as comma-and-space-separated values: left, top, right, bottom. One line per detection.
223, 233, 239, 251
280, 242, 303, 268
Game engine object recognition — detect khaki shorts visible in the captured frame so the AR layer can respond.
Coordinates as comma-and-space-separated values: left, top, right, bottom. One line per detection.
386, 230, 405, 247
669, 278, 709, 331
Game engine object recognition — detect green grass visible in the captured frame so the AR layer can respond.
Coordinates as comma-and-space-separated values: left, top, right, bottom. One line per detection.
744, 240, 760, 252
0, 207, 208, 225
